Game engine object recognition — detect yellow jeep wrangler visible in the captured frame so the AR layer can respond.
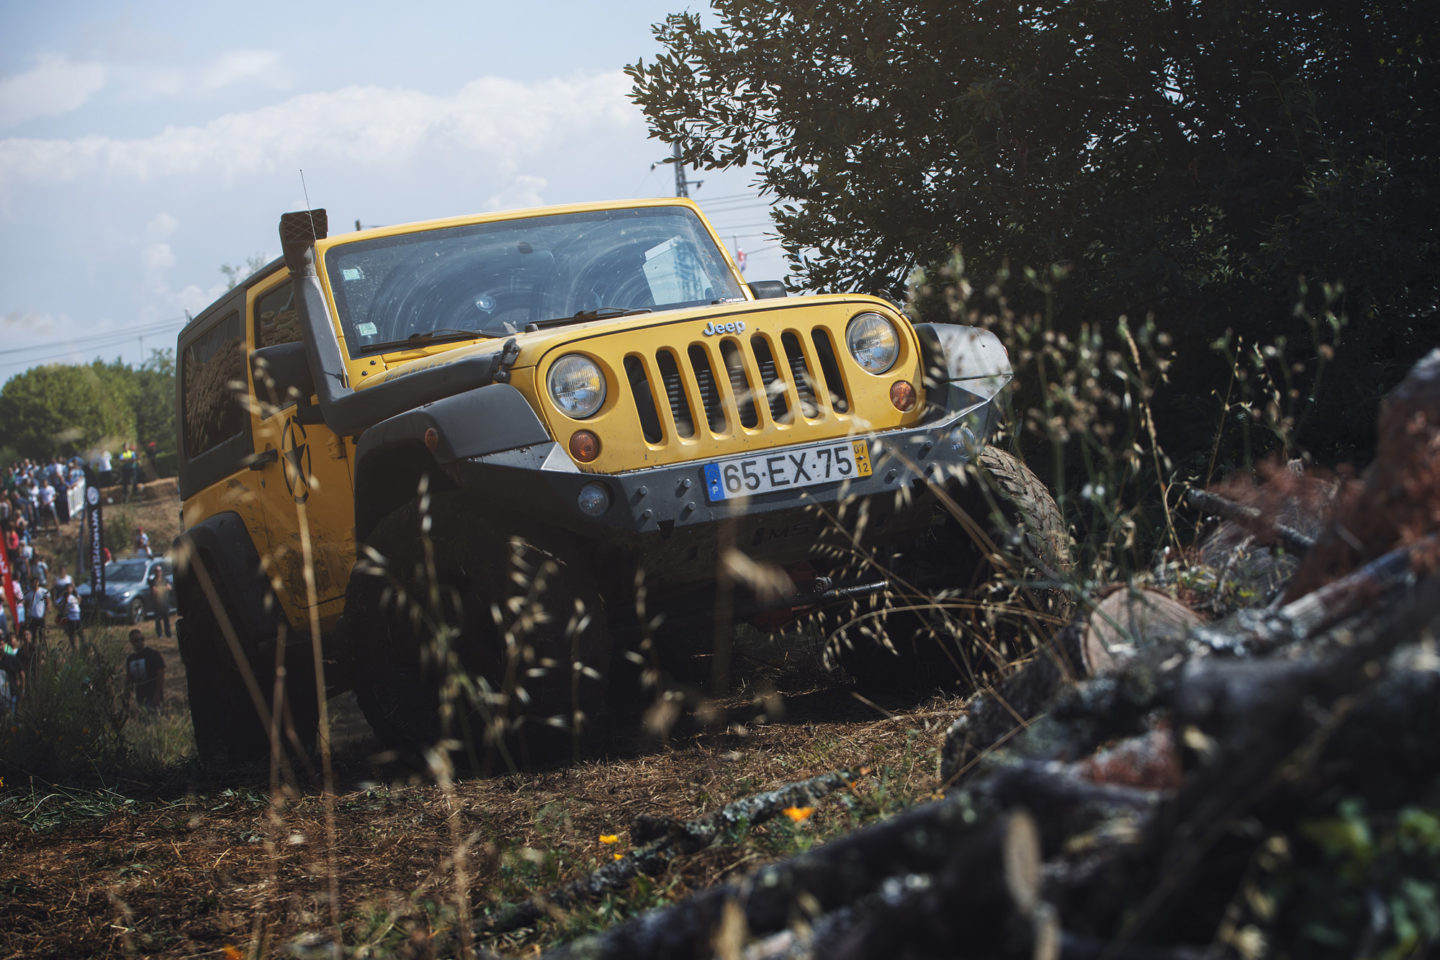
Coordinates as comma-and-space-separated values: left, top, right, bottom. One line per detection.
174, 199, 1067, 763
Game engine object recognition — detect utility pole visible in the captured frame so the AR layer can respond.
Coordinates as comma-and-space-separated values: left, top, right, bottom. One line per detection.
671, 142, 703, 197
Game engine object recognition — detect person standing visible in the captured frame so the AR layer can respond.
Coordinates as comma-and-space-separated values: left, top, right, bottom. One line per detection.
62, 585, 83, 648
24, 576, 48, 648
0, 637, 20, 716
37, 478, 60, 533
134, 527, 152, 558
125, 629, 165, 714
146, 562, 172, 639
119, 444, 139, 500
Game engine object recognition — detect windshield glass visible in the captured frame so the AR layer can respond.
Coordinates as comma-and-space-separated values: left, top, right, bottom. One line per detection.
324, 206, 744, 356
106, 560, 148, 582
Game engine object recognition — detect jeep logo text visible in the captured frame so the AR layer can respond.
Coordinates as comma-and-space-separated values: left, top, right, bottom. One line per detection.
702, 320, 746, 337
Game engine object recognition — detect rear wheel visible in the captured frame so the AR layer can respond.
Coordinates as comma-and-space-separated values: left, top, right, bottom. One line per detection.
345, 491, 609, 770
176, 565, 317, 765
825, 447, 1073, 690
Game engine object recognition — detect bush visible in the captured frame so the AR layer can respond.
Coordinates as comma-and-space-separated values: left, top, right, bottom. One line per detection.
0, 627, 192, 783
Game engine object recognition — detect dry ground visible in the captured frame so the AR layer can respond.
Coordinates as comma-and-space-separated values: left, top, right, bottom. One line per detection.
3, 485, 960, 959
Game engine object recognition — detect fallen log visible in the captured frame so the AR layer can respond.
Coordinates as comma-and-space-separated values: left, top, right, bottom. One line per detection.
478, 768, 859, 936
540, 798, 1044, 960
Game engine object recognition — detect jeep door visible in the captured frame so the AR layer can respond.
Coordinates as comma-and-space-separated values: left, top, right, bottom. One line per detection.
245, 273, 356, 626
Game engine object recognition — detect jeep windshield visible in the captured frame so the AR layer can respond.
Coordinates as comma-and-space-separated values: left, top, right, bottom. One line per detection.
324, 205, 745, 357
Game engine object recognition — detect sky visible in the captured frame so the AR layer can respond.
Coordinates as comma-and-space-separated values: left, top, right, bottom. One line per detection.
0, 0, 788, 384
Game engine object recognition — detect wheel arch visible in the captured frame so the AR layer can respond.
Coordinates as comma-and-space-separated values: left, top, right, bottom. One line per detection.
351, 382, 549, 543
172, 511, 281, 649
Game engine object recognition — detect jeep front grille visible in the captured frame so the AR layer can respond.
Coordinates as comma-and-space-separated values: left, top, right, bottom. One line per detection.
626, 327, 852, 446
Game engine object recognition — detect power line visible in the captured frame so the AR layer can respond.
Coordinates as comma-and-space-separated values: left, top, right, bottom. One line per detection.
0, 317, 187, 357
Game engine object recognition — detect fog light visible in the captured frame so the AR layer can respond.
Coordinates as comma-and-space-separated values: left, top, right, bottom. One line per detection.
950, 420, 980, 456
569, 430, 600, 462
889, 380, 916, 411
577, 481, 611, 517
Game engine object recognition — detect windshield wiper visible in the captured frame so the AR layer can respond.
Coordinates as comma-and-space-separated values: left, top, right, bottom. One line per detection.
365, 328, 485, 352
526, 306, 651, 332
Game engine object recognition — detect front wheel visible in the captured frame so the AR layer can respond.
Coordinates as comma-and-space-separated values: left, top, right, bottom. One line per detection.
825, 447, 1073, 690
127, 597, 146, 624
345, 491, 609, 770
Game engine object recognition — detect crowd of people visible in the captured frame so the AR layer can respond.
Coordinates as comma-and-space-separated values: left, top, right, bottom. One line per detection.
1, 449, 169, 719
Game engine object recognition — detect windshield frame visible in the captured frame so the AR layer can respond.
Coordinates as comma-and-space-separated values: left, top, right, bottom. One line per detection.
322, 205, 745, 358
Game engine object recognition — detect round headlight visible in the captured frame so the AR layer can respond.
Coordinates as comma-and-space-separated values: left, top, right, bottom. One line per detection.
846, 312, 900, 374
547, 354, 606, 419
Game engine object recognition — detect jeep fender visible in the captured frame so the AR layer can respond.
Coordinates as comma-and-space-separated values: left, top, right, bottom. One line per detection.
172, 511, 281, 649
914, 322, 1013, 400
352, 382, 551, 542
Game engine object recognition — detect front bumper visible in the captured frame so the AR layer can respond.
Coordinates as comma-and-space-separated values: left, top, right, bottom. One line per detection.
446, 392, 1000, 583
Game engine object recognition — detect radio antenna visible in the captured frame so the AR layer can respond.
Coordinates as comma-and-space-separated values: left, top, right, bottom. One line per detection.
299, 169, 318, 236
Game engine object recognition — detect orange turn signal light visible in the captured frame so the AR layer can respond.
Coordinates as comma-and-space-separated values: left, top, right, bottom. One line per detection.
889, 380, 917, 412
569, 430, 601, 462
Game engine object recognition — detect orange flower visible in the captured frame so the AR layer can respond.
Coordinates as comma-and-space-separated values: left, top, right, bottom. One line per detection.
223, 946, 244, 960
613, 852, 624, 861
783, 806, 814, 823
599, 834, 619, 844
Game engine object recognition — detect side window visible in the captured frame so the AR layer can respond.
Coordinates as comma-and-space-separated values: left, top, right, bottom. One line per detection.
255, 280, 300, 349
181, 311, 248, 457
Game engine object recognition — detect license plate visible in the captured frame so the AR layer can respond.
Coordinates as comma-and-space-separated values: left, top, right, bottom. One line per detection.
703, 439, 873, 502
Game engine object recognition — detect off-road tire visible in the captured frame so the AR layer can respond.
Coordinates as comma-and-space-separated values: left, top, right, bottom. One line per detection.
176, 570, 319, 766
827, 446, 1073, 690
345, 491, 609, 769
176, 580, 272, 764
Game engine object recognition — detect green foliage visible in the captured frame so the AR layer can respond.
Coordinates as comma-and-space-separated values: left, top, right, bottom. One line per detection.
0, 350, 176, 469
0, 627, 192, 785
0, 363, 135, 461
0, 633, 131, 781
1254, 800, 1440, 959
630, 0, 1438, 466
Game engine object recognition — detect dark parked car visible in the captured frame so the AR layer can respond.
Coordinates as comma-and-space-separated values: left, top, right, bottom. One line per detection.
77, 555, 176, 624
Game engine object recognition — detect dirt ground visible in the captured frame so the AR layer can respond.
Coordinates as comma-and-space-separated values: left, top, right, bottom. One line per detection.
3, 485, 960, 959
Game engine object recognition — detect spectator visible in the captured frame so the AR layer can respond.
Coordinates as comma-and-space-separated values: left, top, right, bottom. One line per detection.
125, 629, 165, 714
135, 527, 151, 558
147, 562, 172, 639
37, 477, 60, 532
119, 444, 139, 500
97, 448, 114, 488
61, 585, 83, 648
25, 576, 49, 648
53, 565, 73, 593
33, 554, 49, 589
9, 577, 24, 634
0, 636, 20, 715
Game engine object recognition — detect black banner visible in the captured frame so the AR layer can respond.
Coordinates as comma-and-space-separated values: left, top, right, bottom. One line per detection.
84, 469, 105, 601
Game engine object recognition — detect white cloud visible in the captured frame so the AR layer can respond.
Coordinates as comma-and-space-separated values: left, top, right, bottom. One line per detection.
201, 50, 288, 91
486, 175, 549, 211
1, 310, 64, 337
0, 55, 108, 128
142, 241, 175, 273
0, 71, 641, 187
146, 212, 179, 238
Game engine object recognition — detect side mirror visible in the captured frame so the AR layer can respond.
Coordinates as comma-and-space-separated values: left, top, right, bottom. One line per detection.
747, 280, 787, 300
251, 341, 318, 416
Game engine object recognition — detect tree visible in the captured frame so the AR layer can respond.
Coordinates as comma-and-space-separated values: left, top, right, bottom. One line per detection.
132, 349, 177, 460
0, 363, 136, 460
0, 351, 176, 468
629, 0, 1438, 466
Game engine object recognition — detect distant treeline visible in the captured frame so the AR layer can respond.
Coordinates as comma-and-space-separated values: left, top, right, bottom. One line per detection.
0, 351, 176, 475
